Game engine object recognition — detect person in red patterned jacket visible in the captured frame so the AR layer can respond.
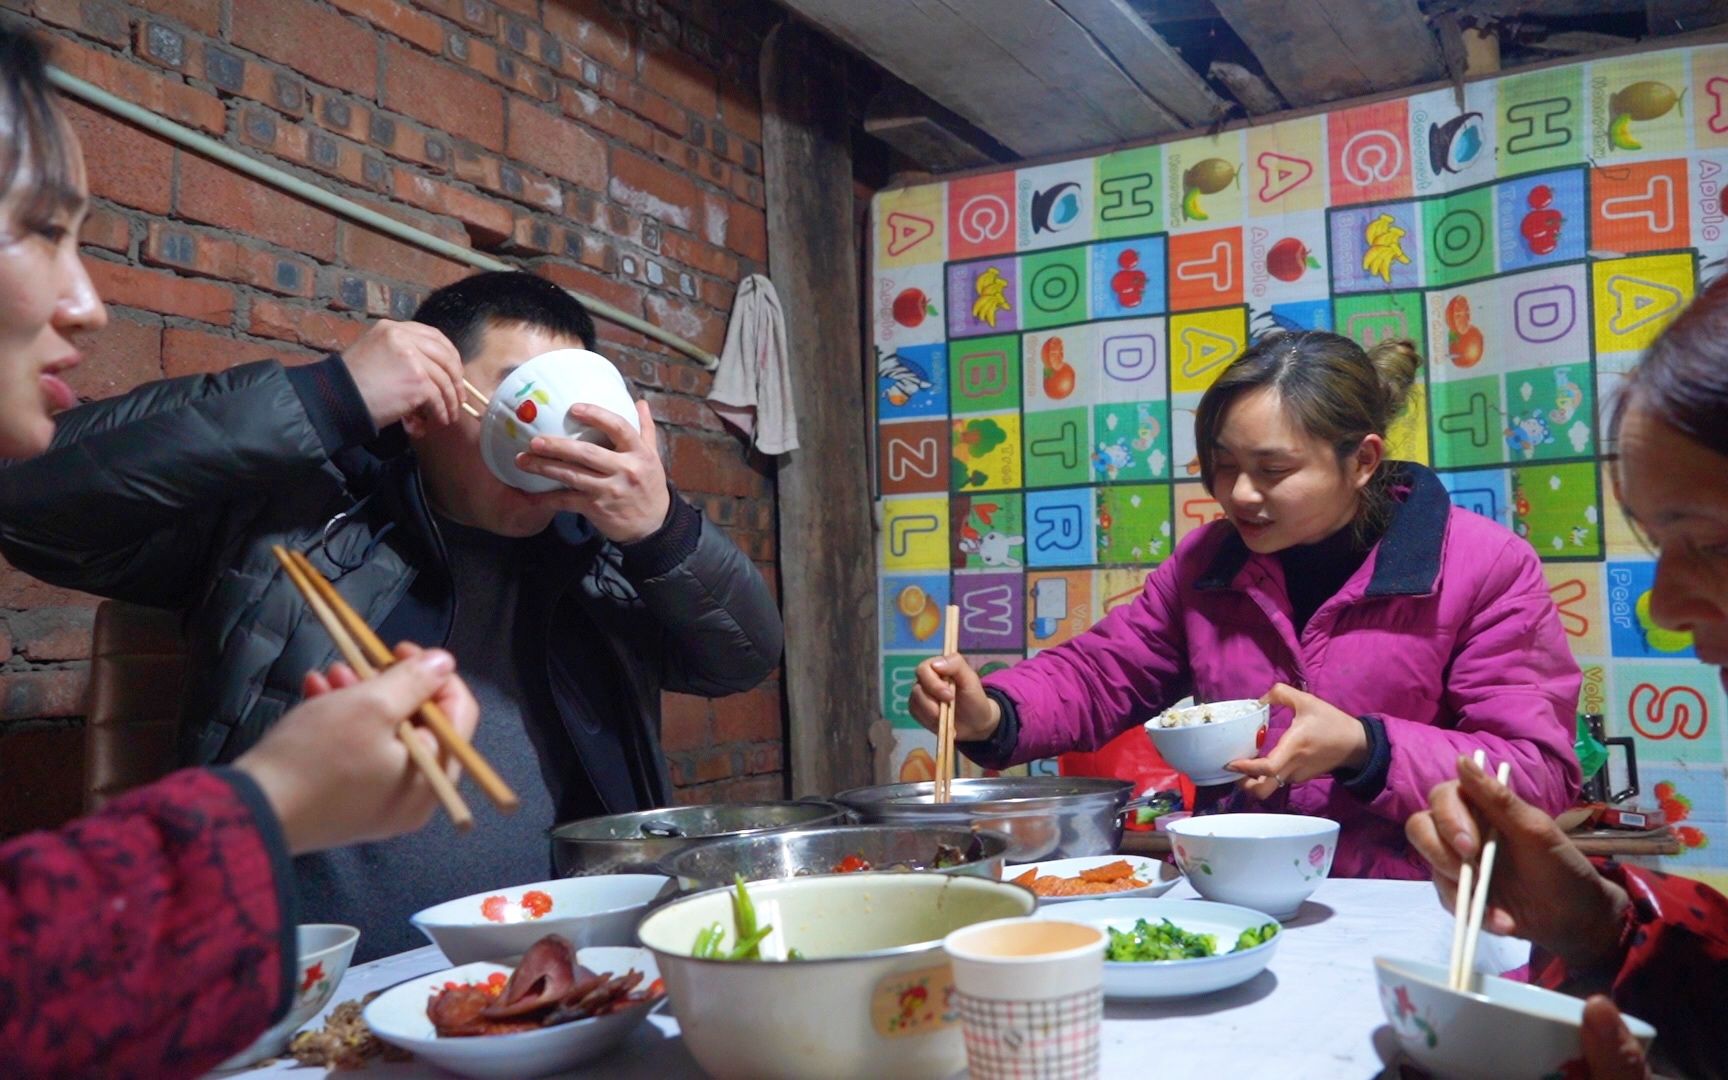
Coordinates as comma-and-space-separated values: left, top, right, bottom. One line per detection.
1409, 275, 1728, 1080
0, 24, 483, 1078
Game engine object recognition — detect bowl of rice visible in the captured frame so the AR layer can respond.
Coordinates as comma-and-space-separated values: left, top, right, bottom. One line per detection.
1142, 700, 1268, 786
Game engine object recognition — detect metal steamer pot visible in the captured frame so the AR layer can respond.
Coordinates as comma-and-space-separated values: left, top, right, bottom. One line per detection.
660, 824, 1012, 893
549, 800, 850, 877
832, 777, 1139, 863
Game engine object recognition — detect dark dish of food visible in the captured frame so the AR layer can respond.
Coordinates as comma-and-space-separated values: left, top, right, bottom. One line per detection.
826, 841, 968, 874
1105, 917, 1279, 962
425, 936, 664, 1037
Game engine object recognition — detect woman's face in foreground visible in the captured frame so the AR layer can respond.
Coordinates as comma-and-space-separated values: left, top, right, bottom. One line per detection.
0, 112, 105, 458
1615, 402, 1728, 694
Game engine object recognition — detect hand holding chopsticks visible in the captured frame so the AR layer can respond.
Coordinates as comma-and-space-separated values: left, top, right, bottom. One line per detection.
933, 605, 960, 804
1447, 750, 1513, 991
460, 377, 489, 420
272, 546, 518, 831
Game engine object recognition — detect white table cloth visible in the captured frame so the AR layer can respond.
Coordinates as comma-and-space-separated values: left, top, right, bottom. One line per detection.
226, 878, 1527, 1079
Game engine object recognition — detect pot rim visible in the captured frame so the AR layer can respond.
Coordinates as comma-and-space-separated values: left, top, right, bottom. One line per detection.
637, 871, 1037, 966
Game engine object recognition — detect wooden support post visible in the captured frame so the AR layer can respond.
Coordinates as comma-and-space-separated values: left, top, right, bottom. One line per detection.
761, 22, 877, 799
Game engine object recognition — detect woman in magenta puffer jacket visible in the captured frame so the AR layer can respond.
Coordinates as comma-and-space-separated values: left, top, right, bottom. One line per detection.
911, 331, 1581, 879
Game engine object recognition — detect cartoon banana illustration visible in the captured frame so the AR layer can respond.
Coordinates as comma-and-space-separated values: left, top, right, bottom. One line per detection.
1361, 213, 1410, 283
972, 267, 1012, 326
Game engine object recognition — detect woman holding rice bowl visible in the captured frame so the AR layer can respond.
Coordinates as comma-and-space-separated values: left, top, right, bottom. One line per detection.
910, 330, 1580, 878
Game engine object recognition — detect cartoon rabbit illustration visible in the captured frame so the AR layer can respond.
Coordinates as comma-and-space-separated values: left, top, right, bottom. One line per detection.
958, 530, 1025, 568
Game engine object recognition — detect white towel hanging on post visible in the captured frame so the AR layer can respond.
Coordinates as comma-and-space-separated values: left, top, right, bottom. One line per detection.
708, 274, 799, 455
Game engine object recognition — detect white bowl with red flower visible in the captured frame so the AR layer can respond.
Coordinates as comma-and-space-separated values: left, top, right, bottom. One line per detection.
214, 923, 360, 1070
1163, 813, 1338, 919
412, 875, 675, 966
1373, 955, 1654, 1079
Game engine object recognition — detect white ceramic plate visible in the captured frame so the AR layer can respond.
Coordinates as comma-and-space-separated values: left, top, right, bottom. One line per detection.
1036, 897, 1280, 1000
1002, 854, 1181, 904
363, 947, 662, 1080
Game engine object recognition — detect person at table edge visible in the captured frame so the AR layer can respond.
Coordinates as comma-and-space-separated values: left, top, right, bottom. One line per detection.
0, 270, 783, 956
0, 24, 488, 1077
913, 330, 1581, 878
1410, 276, 1728, 1080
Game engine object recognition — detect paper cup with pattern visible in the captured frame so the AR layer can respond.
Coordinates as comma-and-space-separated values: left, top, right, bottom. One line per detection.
480, 348, 640, 493
944, 918, 1106, 1080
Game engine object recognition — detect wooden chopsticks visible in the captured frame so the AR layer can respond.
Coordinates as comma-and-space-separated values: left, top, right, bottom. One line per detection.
934, 604, 960, 804
460, 377, 489, 420
1448, 748, 1513, 991
272, 546, 519, 832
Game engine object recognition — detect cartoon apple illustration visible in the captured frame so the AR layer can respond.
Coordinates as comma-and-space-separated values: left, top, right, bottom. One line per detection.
1266, 237, 1319, 282
1520, 185, 1563, 256
892, 287, 937, 328
1111, 250, 1148, 308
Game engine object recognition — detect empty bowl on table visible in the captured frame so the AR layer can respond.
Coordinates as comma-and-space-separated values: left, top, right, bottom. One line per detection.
1374, 956, 1655, 1080
214, 924, 359, 1070
636, 872, 1037, 1080
661, 824, 1010, 893
1163, 813, 1338, 919
412, 875, 674, 965
363, 946, 662, 1080
1036, 897, 1281, 1000
833, 777, 1134, 863
1003, 854, 1181, 904
1142, 699, 1269, 787
480, 348, 639, 494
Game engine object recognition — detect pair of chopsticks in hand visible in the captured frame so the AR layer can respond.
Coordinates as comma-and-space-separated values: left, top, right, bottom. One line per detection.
933, 605, 960, 805
460, 377, 490, 420
271, 545, 518, 832
1447, 748, 1512, 991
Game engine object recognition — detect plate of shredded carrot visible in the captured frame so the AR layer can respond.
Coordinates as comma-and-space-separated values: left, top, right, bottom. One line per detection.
1004, 855, 1181, 904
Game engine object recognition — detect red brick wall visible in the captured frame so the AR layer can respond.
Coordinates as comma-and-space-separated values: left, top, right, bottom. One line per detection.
0, 0, 789, 836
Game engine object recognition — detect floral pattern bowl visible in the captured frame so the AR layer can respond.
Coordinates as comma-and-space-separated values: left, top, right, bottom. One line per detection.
1164, 813, 1338, 919
412, 875, 675, 965
1374, 956, 1655, 1080
213, 923, 359, 1070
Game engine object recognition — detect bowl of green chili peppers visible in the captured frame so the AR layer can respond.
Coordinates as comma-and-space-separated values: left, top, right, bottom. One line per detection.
1034, 896, 1282, 1001
635, 870, 1036, 1080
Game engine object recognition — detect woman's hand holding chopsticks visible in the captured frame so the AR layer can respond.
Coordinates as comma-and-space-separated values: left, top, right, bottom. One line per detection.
1407, 754, 1631, 973
235, 645, 480, 856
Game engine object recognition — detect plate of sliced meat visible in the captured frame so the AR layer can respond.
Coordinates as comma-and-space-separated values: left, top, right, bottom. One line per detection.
1003, 855, 1182, 904
363, 937, 664, 1079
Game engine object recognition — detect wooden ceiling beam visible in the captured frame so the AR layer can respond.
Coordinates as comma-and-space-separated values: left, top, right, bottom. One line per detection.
1212, 0, 1444, 105
1051, 0, 1230, 124
1646, 0, 1728, 35
777, 0, 1187, 156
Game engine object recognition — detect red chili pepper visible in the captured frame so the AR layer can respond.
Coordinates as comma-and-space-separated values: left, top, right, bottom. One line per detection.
834, 854, 871, 873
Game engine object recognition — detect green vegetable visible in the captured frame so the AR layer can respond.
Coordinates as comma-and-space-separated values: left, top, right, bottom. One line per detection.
1233, 922, 1280, 951
1105, 918, 1278, 962
690, 876, 794, 962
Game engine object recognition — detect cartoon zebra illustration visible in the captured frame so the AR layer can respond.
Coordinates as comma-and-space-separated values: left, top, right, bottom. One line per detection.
877, 345, 933, 407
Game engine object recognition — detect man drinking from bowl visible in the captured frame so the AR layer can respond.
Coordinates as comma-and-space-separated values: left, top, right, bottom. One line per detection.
0, 269, 783, 959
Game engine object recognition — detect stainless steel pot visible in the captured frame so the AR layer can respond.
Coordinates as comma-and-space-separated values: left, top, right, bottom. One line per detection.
660, 824, 1011, 893
549, 800, 850, 876
832, 777, 1137, 862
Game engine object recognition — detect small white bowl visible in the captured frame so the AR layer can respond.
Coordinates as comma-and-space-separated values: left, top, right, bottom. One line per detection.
1163, 813, 1338, 919
480, 348, 640, 494
363, 947, 661, 1080
1037, 897, 1281, 1000
213, 924, 359, 1070
1002, 854, 1181, 904
1142, 700, 1268, 786
412, 876, 674, 965
1374, 956, 1655, 1080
